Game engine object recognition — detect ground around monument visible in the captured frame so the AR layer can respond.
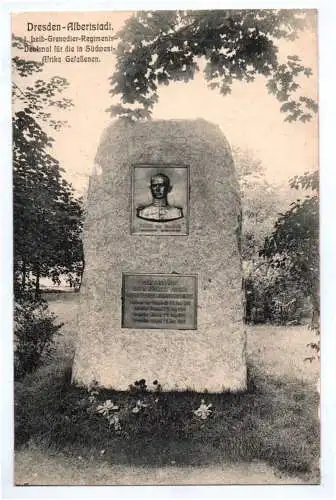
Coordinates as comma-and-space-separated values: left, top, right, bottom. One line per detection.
14, 292, 320, 486
15, 447, 310, 485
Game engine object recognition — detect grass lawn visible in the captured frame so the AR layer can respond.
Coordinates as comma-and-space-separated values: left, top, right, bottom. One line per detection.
14, 293, 320, 485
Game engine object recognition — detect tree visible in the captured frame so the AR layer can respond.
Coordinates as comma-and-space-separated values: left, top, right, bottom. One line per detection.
12, 36, 84, 297
233, 146, 297, 261
108, 10, 317, 122
261, 170, 319, 359
261, 170, 319, 320
232, 147, 308, 324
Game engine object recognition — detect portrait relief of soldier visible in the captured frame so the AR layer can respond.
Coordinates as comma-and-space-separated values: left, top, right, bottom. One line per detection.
136, 172, 184, 222
132, 165, 189, 234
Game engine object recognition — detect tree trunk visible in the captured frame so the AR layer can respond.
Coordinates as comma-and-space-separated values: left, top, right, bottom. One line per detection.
22, 260, 26, 291
79, 255, 85, 291
34, 267, 40, 300
311, 294, 320, 332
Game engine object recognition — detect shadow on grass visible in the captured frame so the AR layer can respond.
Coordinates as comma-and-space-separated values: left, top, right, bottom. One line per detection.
15, 360, 319, 479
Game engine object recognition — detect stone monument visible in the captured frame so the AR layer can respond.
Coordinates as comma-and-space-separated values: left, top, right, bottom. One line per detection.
72, 118, 246, 392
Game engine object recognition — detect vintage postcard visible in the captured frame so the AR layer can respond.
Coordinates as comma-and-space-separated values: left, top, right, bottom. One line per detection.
9, 8, 321, 490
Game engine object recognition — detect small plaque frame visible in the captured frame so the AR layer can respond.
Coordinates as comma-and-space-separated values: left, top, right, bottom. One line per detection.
131, 164, 190, 235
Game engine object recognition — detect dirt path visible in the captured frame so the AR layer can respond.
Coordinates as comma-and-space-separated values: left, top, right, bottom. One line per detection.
15, 447, 310, 486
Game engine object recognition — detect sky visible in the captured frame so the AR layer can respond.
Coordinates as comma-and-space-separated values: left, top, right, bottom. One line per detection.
12, 10, 318, 194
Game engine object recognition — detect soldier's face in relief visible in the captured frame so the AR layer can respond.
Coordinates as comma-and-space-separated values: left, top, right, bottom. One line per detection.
150, 175, 171, 200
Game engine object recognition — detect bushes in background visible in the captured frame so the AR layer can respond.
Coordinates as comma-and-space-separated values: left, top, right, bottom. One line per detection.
14, 295, 63, 380
244, 259, 309, 325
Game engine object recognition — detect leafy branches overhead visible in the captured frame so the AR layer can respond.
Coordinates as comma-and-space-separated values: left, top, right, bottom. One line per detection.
109, 10, 317, 122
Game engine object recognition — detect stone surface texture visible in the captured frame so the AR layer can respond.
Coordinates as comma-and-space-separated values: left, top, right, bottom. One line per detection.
72, 119, 246, 392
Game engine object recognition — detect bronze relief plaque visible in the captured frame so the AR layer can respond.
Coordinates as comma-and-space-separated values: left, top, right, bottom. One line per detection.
131, 164, 189, 235
122, 274, 197, 329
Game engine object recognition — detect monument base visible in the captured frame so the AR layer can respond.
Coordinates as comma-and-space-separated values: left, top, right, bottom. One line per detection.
72, 324, 247, 393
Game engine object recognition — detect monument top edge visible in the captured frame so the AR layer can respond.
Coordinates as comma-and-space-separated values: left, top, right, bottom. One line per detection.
110, 117, 219, 125
97, 117, 228, 148
103, 117, 226, 131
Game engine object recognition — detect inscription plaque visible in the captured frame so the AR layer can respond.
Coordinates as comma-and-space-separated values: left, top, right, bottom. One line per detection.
122, 273, 197, 329
131, 164, 189, 235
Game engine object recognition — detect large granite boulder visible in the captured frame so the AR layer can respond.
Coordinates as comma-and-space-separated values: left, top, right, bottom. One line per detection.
72, 119, 246, 392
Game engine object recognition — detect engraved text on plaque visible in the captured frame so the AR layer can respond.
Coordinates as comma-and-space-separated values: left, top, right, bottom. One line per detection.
122, 274, 197, 329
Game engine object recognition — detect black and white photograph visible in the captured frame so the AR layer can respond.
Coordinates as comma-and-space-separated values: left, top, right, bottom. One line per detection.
4, 6, 327, 490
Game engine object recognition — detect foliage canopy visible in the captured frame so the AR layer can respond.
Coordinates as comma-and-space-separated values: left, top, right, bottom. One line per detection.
109, 10, 317, 122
